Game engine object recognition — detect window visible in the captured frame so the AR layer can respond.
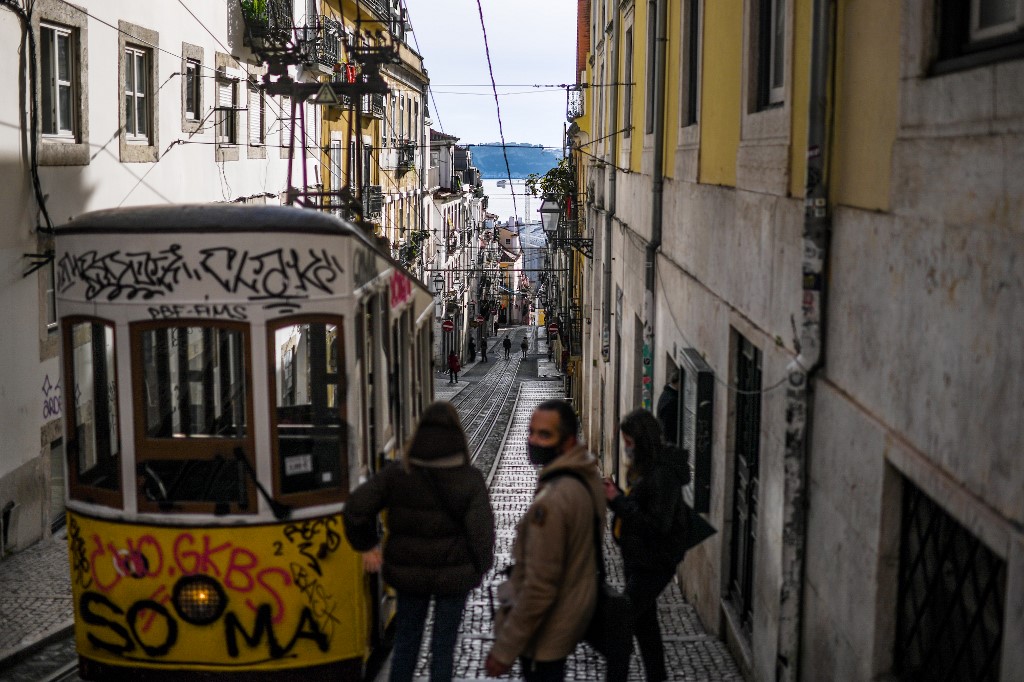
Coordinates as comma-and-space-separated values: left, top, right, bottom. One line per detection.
248, 83, 265, 146
329, 140, 342, 209
281, 94, 294, 148
132, 322, 254, 514
623, 27, 633, 138
35, 3, 88, 165
41, 23, 75, 139
45, 259, 57, 331
63, 319, 121, 507
894, 478, 1006, 680
124, 46, 149, 140
119, 22, 158, 161
184, 59, 200, 121
728, 333, 761, 636
936, 0, 1024, 70
269, 318, 348, 505
681, 0, 700, 126
755, 0, 786, 108
216, 69, 238, 144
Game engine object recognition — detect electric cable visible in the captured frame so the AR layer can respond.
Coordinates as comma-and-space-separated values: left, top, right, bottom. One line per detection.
473, 0, 517, 218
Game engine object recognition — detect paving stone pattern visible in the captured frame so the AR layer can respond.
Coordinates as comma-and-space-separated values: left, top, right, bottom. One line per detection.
407, 346, 744, 681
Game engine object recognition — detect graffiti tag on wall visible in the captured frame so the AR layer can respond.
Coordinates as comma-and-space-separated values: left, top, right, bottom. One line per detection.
57, 245, 346, 314
68, 511, 363, 669
42, 374, 62, 421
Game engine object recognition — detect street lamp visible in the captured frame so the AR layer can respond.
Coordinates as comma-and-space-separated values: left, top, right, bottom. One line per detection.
432, 272, 444, 295
539, 195, 561, 245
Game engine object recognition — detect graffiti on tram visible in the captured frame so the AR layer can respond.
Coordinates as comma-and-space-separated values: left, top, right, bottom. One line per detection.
56, 244, 346, 311
67, 511, 364, 667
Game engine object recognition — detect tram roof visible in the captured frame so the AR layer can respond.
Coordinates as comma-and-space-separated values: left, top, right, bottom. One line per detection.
58, 204, 370, 240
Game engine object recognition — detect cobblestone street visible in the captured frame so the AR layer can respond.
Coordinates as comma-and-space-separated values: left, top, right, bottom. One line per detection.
400, 330, 743, 681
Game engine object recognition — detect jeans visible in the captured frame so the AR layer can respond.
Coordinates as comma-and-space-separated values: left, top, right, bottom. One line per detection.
622, 568, 675, 682
519, 656, 567, 682
390, 592, 468, 682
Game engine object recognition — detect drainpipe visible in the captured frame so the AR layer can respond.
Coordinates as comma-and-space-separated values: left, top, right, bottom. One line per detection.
643, 0, 668, 410
602, 9, 620, 367
777, 0, 834, 679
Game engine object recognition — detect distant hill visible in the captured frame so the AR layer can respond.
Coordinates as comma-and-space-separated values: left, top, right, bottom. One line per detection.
467, 143, 562, 179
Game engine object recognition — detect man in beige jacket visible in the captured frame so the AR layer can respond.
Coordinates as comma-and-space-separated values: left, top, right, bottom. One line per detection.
485, 399, 606, 681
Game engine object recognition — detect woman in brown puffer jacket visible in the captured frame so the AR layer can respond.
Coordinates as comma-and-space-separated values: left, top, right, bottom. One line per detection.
343, 401, 495, 682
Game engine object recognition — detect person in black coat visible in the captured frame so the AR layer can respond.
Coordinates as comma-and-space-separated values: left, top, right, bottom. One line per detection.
344, 401, 495, 682
603, 409, 690, 682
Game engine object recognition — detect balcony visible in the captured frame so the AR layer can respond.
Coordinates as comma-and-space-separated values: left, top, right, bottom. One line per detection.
239, 0, 291, 49
397, 142, 416, 170
362, 93, 385, 118
316, 17, 342, 68
363, 185, 383, 220
360, 0, 392, 23
566, 87, 584, 121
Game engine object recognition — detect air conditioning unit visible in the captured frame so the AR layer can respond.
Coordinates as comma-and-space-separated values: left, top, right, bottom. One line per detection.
680, 348, 713, 514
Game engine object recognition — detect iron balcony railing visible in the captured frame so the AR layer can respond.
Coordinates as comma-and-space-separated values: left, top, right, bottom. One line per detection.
567, 87, 584, 120
362, 93, 385, 118
239, 0, 292, 47
317, 17, 342, 67
397, 142, 416, 169
363, 185, 383, 219
360, 0, 391, 23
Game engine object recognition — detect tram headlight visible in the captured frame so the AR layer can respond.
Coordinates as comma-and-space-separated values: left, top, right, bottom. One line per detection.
172, 574, 227, 625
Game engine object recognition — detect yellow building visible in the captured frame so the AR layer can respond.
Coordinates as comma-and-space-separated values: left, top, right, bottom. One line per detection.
576, 0, 1023, 680
312, 0, 428, 268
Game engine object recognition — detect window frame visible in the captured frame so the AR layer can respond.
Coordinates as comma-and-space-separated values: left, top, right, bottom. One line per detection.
62, 316, 123, 509
185, 59, 200, 121
267, 315, 350, 507
124, 46, 150, 141
216, 69, 238, 145
248, 82, 266, 147
118, 21, 158, 162
33, 1, 89, 166
754, 0, 786, 110
680, 0, 701, 128
130, 320, 257, 515
934, 0, 1024, 73
40, 22, 76, 141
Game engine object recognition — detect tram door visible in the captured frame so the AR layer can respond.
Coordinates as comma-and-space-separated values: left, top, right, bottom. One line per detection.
357, 297, 379, 473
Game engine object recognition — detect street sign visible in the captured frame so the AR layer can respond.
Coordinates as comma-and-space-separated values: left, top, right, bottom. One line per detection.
442, 319, 455, 332
475, 314, 485, 323
547, 323, 558, 334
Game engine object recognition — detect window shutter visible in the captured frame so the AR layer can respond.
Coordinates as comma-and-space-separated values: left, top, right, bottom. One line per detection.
249, 87, 263, 145
281, 95, 293, 148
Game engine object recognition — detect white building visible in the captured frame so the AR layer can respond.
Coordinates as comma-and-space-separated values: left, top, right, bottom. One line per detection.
0, 0, 311, 552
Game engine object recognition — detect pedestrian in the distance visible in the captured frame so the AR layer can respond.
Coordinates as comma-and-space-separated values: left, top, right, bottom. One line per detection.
344, 401, 495, 682
502, 336, 512, 359
481, 339, 488, 363
520, 336, 529, 359
603, 408, 690, 682
468, 337, 477, 362
447, 350, 461, 383
493, 320, 499, 337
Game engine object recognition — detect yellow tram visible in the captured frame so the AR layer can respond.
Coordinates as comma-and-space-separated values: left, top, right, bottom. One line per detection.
54, 204, 435, 680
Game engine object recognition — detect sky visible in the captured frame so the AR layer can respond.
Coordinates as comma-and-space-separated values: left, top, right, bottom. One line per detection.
405, 0, 578, 151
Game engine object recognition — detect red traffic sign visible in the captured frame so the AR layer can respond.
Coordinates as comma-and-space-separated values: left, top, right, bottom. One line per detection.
441, 319, 455, 332
475, 314, 485, 323
547, 322, 559, 334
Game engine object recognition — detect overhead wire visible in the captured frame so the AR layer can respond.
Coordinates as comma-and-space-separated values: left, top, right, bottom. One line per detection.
473, 0, 517, 218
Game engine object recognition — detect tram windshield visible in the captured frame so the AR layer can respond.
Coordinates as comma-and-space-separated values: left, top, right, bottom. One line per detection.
140, 326, 247, 438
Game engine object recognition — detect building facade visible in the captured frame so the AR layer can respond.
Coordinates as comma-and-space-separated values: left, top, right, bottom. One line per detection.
575, 0, 1023, 680
0, 0, 314, 553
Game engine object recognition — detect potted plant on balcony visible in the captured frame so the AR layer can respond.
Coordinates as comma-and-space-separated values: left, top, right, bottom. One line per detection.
239, 0, 287, 47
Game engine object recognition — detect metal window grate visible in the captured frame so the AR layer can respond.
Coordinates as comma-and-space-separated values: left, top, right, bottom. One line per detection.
728, 335, 761, 636
895, 479, 1006, 681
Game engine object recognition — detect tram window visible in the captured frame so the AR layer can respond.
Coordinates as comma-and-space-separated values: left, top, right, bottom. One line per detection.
132, 322, 255, 514
140, 326, 247, 438
270, 319, 348, 503
64, 319, 121, 505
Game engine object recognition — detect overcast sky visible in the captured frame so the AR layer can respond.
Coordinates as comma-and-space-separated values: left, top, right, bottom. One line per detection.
405, 0, 578, 150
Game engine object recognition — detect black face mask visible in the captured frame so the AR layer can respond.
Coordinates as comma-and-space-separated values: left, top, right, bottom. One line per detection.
528, 439, 563, 467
